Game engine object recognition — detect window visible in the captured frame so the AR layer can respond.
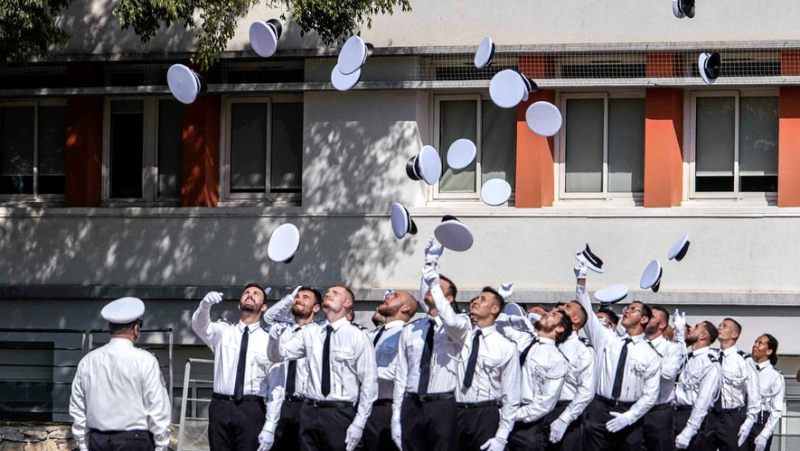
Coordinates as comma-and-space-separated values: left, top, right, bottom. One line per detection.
103, 97, 184, 202
433, 95, 516, 200
690, 91, 778, 198
222, 96, 303, 202
558, 92, 645, 200
0, 100, 66, 200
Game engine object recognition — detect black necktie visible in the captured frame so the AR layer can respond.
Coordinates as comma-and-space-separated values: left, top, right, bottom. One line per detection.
373, 326, 386, 346
285, 326, 301, 396
418, 321, 436, 396
321, 325, 333, 397
520, 337, 539, 366
233, 327, 249, 401
714, 352, 725, 411
463, 330, 482, 388
611, 338, 632, 400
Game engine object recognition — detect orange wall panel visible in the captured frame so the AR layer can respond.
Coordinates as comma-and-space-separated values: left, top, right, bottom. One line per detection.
65, 97, 103, 207
644, 88, 683, 207
778, 87, 800, 207
515, 90, 555, 208
181, 95, 221, 207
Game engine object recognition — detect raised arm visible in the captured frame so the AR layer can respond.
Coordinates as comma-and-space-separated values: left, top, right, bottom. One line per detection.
263, 286, 301, 326
191, 291, 225, 349
423, 265, 470, 341
573, 270, 609, 353
267, 324, 307, 363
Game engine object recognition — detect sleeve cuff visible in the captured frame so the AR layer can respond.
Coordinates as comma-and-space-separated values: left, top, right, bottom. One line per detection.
352, 416, 367, 429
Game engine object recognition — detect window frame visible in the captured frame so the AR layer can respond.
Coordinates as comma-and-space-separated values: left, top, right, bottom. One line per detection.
688, 89, 779, 201
556, 90, 645, 203
220, 94, 304, 204
432, 94, 484, 201
0, 98, 67, 203
102, 96, 181, 205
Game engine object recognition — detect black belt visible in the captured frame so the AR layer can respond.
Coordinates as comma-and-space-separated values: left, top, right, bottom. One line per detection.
674, 404, 693, 412
405, 392, 455, 403
456, 400, 501, 409
303, 398, 356, 408
285, 394, 307, 403
595, 395, 636, 408
373, 398, 394, 406
650, 402, 673, 411
212, 393, 263, 402
89, 429, 151, 435
721, 405, 745, 413
555, 400, 571, 408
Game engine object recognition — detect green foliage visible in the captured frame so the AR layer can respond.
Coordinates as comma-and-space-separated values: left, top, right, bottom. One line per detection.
0, 0, 73, 65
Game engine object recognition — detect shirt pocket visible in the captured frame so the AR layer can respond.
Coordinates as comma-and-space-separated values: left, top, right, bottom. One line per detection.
333, 349, 359, 374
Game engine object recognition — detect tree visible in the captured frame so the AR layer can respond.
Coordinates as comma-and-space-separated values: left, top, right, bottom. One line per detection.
0, 0, 411, 68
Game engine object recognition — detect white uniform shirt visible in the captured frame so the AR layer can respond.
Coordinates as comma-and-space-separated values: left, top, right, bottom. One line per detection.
516, 337, 568, 423
557, 332, 596, 425
716, 346, 761, 419
69, 338, 171, 451
392, 285, 471, 417
649, 335, 686, 405
370, 319, 406, 400
262, 326, 310, 434
456, 324, 521, 442
576, 284, 661, 421
268, 316, 378, 429
754, 360, 784, 439
675, 346, 720, 440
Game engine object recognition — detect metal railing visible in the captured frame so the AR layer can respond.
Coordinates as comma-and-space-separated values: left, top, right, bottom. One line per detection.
177, 358, 214, 451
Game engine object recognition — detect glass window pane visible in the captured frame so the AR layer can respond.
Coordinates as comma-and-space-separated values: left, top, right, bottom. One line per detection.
608, 98, 644, 193
110, 100, 144, 199
740, 97, 778, 192
565, 98, 604, 193
157, 100, 184, 198
270, 102, 303, 192
439, 100, 477, 193
230, 103, 267, 193
482, 100, 516, 190
0, 106, 35, 194
38, 105, 66, 194
696, 97, 734, 192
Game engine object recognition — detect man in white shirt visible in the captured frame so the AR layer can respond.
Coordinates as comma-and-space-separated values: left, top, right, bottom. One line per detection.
454, 287, 521, 451
192, 283, 271, 451
643, 305, 687, 451
709, 318, 761, 451
365, 289, 418, 451
549, 298, 596, 450
574, 263, 662, 451
268, 285, 377, 451
257, 286, 322, 451
392, 242, 470, 451
674, 320, 720, 450
70, 297, 171, 451
747, 333, 784, 451
507, 309, 571, 450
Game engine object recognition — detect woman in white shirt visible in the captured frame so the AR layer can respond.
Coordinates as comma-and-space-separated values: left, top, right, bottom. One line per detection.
748, 334, 784, 451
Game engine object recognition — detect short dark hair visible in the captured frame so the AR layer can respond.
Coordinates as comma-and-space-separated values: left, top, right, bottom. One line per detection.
651, 305, 669, 322
109, 319, 141, 335
723, 317, 743, 336
555, 311, 572, 345
553, 301, 567, 310
439, 274, 458, 300
299, 286, 322, 305
763, 334, 779, 366
481, 286, 505, 310
635, 302, 652, 322
701, 321, 719, 344
243, 283, 266, 299
597, 307, 619, 326
530, 303, 548, 312
332, 284, 356, 304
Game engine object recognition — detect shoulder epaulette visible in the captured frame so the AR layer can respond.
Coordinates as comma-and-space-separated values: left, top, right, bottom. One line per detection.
737, 350, 752, 360
405, 317, 425, 327
215, 317, 232, 325
351, 321, 368, 331
314, 319, 327, 326
708, 353, 718, 363
579, 336, 593, 348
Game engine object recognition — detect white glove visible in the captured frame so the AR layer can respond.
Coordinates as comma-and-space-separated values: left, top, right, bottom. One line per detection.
391, 419, 402, 450
754, 434, 768, 451
549, 418, 568, 443
268, 322, 288, 340
605, 411, 634, 433
424, 236, 444, 266
344, 424, 363, 451
286, 285, 302, 300
479, 437, 507, 451
422, 264, 441, 289
498, 282, 514, 300
383, 288, 395, 299
573, 263, 587, 280
738, 417, 755, 447
527, 312, 542, 323
673, 309, 686, 340
257, 430, 274, 451
675, 432, 691, 449
201, 291, 223, 307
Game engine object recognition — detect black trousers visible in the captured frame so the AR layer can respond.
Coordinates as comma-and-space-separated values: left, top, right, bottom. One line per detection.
708, 407, 746, 451
209, 397, 266, 451
542, 400, 583, 451
400, 396, 458, 451
363, 402, 397, 451
456, 404, 500, 451
299, 402, 357, 451
642, 404, 675, 451
583, 398, 643, 451
674, 407, 713, 451
88, 429, 154, 451
747, 411, 774, 451
273, 398, 303, 450
507, 419, 544, 451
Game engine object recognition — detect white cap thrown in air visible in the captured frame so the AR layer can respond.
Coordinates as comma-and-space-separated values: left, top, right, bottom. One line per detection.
268, 223, 300, 264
